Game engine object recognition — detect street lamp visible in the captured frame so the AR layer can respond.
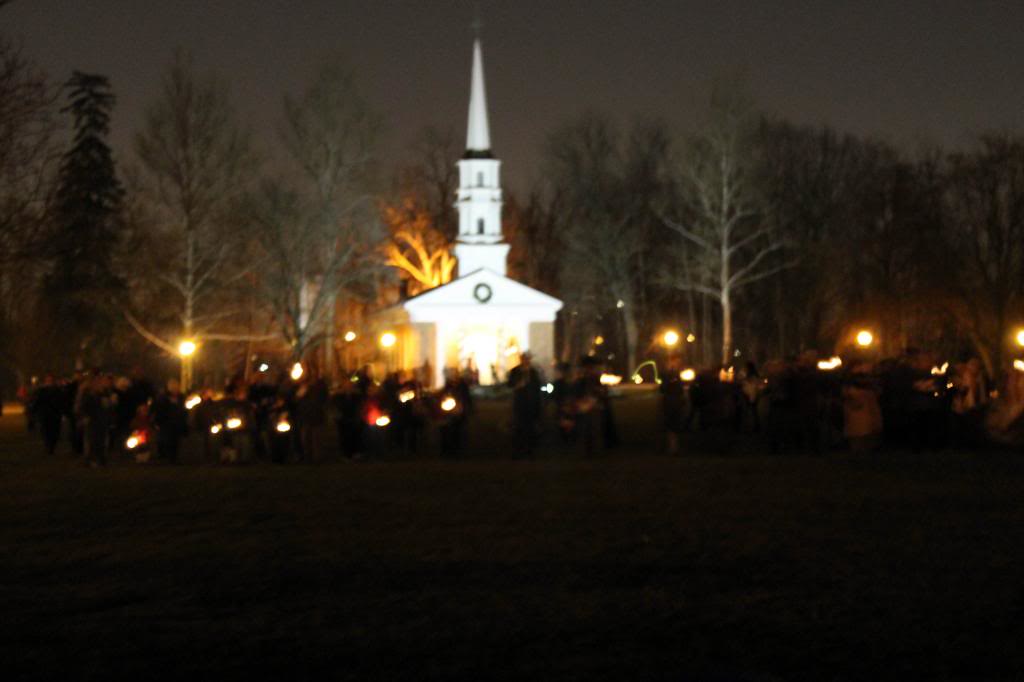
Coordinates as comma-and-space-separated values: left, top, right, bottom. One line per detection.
662, 330, 680, 347
178, 339, 197, 390
855, 330, 874, 348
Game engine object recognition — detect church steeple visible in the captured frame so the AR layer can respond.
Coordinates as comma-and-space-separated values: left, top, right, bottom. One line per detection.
465, 39, 492, 155
454, 37, 508, 276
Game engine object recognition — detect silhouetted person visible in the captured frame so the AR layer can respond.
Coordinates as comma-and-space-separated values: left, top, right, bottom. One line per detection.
508, 352, 542, 458
151, 379, 188, 463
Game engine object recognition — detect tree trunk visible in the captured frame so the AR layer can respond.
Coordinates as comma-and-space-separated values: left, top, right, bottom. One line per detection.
721, 288, 732, 368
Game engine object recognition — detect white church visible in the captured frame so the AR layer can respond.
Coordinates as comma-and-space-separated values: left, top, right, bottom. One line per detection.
370, 38, 563, 387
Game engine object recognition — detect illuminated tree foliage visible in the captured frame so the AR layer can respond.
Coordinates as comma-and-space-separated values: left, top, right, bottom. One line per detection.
382, 197, 455, 296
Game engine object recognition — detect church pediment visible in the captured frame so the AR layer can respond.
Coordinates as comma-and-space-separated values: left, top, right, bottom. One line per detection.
403, 269, 562, 319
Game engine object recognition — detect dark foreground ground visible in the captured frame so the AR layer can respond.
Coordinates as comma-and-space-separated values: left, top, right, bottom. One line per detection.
2, 393, 1023, 681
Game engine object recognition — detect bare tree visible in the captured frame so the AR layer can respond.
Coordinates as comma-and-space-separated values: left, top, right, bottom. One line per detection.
548, 114, 669, 371
663, 87, 790, 366
944, 135, 1024, 377
250, 57, 383, 362
129, 51, 255, 356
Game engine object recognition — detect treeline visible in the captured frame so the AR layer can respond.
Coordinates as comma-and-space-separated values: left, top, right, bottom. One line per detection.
508, 89, 1024, 379
1, 36, 1023, 390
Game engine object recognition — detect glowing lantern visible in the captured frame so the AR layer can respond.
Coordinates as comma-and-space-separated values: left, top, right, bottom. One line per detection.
855, 330, 874, 348
185, 394, 202, 410
375, 415, 391, 427
210, 424, 223, 435
440, 396, 458, 412
379, 332, 397, 348
290, 362, 303, 381
275, 420, 291, 433
226, 417, 243, 430
817, 356, 843, 371
600, 373, 623, 386
680, 368, 696, 382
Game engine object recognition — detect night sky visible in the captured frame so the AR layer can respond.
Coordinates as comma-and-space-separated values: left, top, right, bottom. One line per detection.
7, 0, 1024, 190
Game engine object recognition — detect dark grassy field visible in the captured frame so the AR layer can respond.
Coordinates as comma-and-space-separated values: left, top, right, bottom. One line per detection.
2, 392, 1023, 681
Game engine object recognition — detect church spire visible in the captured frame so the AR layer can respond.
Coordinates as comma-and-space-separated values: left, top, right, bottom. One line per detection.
465, 38, 491, 155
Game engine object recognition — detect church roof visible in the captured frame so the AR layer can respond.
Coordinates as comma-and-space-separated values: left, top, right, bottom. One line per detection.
404, 268, 562, 320
465, 39, 492, 156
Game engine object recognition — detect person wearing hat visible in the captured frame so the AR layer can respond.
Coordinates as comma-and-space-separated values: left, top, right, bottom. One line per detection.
508, 351, 542, 458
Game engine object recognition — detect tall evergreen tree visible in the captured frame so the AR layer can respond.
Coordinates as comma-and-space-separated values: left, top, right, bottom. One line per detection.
44, 71, 123, 365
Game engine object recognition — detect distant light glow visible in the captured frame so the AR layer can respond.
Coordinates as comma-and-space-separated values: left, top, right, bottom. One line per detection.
210, 424, 222, 435
226, 417, 243, 430
616, 300, 625, 309
375, 415, 392, 427
344, 330, 357, 343
817, 356, 843, 371
379, 332, 397, 348
662, 330, 680, 347
440, 397, 457, 412
541, 383, 554, 394
600, 373, 622, 386
855, 330, 874, 348
594, 335, 604, 346
399, 390, 415, 403
276, 420, 291, 433
680, 368, 696, 382
931, 362, 949, 376
632, 374, 643, 385
258, 363, 269, 373
1014, 359, 1024, 373
125, 436, 140, 450
686, 334, 696, 343
290, 362, 303, 381
185, 394, 202, 410
178, 340, 197, 357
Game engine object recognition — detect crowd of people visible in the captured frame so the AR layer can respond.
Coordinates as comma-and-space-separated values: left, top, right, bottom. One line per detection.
660, 348, 1024, 454
15, 347, 1024, 466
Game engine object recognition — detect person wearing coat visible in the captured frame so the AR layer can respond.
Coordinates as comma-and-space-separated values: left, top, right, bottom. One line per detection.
842, 363, 883, 453
151, 379, 188, 463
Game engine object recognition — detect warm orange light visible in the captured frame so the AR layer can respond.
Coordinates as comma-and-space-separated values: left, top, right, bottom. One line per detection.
594, 335, 604, 346
662, 330, 680, 347
375, 415, 391, 427
399, 390, 415, 403
125, 436, 140, 450
276, 420, 291, 433
290, 362, 303, 381
379, 332, 397, 349
210, 424, 222, 435
855, 330, 874, 348
178, 339, 197, 357
440, 397, 457, 412
600, 373, 622, 386
344, 330, 357, 343
185, 394, 201, 410
680, 368, 696, 382
226, 417, 243, 430
1016, 330, 1024, 347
